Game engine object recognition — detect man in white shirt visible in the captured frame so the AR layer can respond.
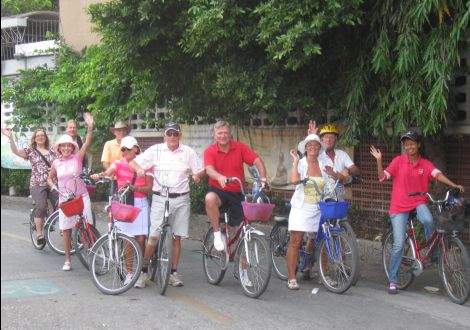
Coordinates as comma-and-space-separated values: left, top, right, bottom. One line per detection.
130, 122, 205, 288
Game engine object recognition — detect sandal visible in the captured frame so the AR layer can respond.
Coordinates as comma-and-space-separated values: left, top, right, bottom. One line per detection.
36, 235, 45, 245
388, 283, 397, 294
287, 279, 300, 290
62, 261, 72, 271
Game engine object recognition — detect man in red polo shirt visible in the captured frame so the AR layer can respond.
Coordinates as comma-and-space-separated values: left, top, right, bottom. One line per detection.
204, 120, 267, 252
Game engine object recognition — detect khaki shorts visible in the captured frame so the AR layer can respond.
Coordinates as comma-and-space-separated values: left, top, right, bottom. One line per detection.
149, 194, 190, 238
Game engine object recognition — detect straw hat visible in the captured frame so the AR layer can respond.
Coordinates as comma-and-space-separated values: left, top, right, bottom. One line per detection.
110, 121, 130, 133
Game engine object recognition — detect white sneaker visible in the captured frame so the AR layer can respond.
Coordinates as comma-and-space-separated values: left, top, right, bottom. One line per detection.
213, 232, 225, 252
169, 272, 184, 287
134, 272, 147, 288
241, 271, 253, 287
123, 273, 133, 286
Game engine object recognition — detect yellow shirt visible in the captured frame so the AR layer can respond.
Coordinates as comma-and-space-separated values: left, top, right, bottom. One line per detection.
101, 139, 122, 165
303, 176, 325, 204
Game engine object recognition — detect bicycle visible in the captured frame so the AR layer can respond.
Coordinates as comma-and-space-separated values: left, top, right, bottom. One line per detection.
382, 189, 470, 304
88, 177, 143, 295
53, 174, 101, 269
270, 177, 360, 289
202, 177, 274, 298
145, 173, 188, 295
45, 173, 96, 255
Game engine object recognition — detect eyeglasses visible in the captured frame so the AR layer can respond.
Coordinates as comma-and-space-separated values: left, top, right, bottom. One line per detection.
305, 143, 320, 149
165, 131, 180, 137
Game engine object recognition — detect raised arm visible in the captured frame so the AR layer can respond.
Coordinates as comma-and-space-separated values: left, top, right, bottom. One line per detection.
77, 113, 94, 160
307, 120, 318, 135
2, 128, 27, 159
370, 145, 385, 179
289, 149, 300, 183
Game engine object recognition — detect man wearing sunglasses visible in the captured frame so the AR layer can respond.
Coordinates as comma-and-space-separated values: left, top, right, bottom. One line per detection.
130, 122, 204, 288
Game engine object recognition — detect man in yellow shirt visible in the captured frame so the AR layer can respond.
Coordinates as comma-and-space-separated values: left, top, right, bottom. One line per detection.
101, 121, 130, 169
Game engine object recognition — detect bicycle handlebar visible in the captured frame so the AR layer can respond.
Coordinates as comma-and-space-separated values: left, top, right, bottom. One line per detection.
145, 172, 189, 190
408, 188, 460, 205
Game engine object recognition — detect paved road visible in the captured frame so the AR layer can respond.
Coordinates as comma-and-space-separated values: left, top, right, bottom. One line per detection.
1, 196, 469, 329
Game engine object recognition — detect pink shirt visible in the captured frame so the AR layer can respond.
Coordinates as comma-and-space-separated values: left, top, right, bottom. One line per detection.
111, 159, 149, 198
52, 154, 87, 201
383, 155, 441, 214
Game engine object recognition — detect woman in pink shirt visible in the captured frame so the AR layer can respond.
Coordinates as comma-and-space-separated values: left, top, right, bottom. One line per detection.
370, 131, 464, 294
92, 136, 151, 251
47, 113, 94, 271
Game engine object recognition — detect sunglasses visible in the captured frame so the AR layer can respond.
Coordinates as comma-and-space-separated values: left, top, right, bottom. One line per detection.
165, 131, 180, 137
120, 147, 132, 152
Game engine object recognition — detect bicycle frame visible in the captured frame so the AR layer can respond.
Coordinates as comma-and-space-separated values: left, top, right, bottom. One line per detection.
314, 216, 346, 261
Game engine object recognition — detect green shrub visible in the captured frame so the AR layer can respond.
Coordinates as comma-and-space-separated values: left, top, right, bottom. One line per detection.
190, 177, 208, 214
0, 168, 31, 196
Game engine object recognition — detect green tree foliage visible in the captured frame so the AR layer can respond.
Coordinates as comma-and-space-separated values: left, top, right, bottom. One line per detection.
2, 0, 468, 144
1, 0, 57, 16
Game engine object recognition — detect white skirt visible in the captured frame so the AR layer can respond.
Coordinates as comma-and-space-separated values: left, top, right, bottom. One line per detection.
59, 192, 93, 230
288, 202, 321, 233
115, 197, 149, 237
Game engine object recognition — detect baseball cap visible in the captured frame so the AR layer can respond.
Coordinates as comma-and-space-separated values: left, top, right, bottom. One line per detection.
120, 136, 140, 152
164, 122, 181, 134
400, 130, 421, 143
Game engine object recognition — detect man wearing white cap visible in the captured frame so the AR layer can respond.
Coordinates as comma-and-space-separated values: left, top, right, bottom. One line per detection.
101, 121, 130, 170
130, 122, 205, 288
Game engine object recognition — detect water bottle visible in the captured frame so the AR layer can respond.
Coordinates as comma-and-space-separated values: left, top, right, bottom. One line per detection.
252, 181, 260, 202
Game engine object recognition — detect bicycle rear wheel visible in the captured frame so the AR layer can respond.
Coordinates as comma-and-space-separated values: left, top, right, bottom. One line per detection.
202, 227, 227, 285
155, 225, 173, 295
73, 222, 101, 270
89, 233, 143, 295
29, 208, 46, 250
318, 231, 357, 294
45, 211, 76, 255
340, 220, 359, 285
269, 222, 289, 281
236, 233, 272, 298
382, 229, 415, 290
439, 235, 470, 304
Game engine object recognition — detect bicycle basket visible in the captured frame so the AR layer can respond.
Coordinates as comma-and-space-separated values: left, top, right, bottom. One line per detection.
241, 201, 275, 222
433, 202, 465, 232
111, 201, 141, 223
318, 201, 350, 219
59, 195, 84, 217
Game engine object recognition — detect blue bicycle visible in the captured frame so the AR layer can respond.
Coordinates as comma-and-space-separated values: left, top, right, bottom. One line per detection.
270, 181, 358, 293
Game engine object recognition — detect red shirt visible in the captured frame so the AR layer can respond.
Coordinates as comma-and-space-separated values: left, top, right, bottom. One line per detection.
204, 141, 258, 192
384, 155, 441, 214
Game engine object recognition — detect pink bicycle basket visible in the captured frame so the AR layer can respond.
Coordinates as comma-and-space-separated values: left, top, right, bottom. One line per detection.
59, 195, 84, 217
111, 201, 141, 223
242, 201, 275, 222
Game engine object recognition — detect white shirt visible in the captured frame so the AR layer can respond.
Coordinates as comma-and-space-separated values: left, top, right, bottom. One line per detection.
318, 148, 355, 199
135, 143, 204, 194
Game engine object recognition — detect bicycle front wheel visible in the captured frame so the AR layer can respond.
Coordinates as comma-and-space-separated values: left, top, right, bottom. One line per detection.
439, 235, 470, 305
236, 233, 272, 298
382, 229, 416, 290
89, 233, 143, 295
29, 208, 46, 250
155, 225, 173, 295
45, 211, 75, 255
269, 222, 289, 281
318, 231, 357, 294
202, 227, 227, 285
73, 222, 101, 270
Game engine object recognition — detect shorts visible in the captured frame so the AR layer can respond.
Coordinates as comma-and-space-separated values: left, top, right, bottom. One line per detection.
149, 193, 190, 238
207, 186, 244, 226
